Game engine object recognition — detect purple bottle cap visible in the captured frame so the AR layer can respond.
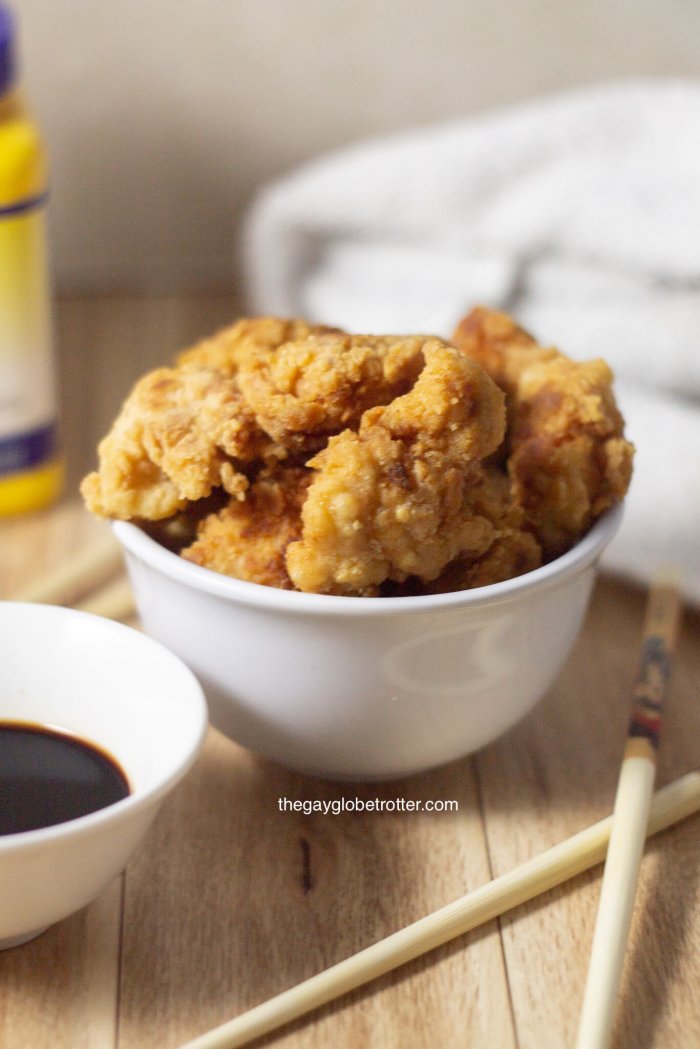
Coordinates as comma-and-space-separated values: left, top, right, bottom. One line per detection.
0, 4, 17, 97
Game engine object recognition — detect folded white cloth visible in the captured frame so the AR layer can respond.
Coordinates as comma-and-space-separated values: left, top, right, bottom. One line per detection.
245, 81, 700, 602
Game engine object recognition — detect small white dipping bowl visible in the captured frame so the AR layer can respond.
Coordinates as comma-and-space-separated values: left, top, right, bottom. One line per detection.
0, 603, 207, 949
114, 506, 622, 781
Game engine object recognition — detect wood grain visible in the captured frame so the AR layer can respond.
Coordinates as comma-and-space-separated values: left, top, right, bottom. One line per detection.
118, 733, 515, 1049
0, 294, 698, 1049
477, 578, 700, 1049
0, 877, 122, 1049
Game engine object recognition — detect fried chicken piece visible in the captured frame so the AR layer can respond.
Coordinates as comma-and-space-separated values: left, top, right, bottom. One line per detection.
182, 466, 311, 589
429, 467, 542, 590
81, 318, 337, 521
80, 365, 262, 520
177, 316, 341, 375
82, 319, 429, 523
508, 356, 634, 558
285, 341, 506, 595
382, 467, 541, 595
450, 530, 542, 589
452, 306, 555, 400
382, 533, 541, 596
140, 490, 230, 553
452, 307, 634, 560
236, 332, 427, 448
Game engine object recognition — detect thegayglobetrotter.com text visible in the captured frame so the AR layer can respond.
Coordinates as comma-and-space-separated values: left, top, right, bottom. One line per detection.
277, 796, 459, 815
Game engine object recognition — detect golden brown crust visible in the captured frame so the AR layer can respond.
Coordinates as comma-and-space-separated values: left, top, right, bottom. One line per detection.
81, 319, 431, 522
508, 357, 633, 556
176, 317, 341, 374
285, 341, 506, 594
452, 306, 634, 560
383, 467, 542, 595
182, 465, 311, 590
82, 310, 632, 595
80, 365, 257, 521
81, 318, 337, 521
236, 332, 426, 446
452, 306, 555, 396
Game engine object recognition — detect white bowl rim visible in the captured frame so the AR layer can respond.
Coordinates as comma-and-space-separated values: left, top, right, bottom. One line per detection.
0, 603, 208, 854
113, 503, 624, 617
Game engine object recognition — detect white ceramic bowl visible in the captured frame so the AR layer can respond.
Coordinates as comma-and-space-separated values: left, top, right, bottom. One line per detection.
0, 603, 207, 949
114, 507, 622, 781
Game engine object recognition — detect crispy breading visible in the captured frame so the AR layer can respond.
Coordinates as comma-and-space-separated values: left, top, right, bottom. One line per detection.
236, 333, 427, 446
383, 468, 541, 595
452, 307, 634, 559
82, 310, 632, 595
80, 365, 256, 520
508, 356, 634, 557
182, 466, 311, 589
285, 341, 506, 594
445, 466, 542, 590
177, 317, 341, 374
81, 318, 336, 521
81, 319, 428, 522
448, 530, 542, 589
452, 306, 556, 399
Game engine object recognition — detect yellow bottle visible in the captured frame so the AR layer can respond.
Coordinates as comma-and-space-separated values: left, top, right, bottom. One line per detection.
0, 4, 62, 515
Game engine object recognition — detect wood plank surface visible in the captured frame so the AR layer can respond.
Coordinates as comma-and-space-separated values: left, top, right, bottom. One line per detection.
1, 294, 698, 1049
118, 736, 515, 1049
477, 578, 700, 1049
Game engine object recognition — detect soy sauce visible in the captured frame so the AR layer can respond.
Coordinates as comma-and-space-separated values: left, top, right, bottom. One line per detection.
0, 722, 130, 835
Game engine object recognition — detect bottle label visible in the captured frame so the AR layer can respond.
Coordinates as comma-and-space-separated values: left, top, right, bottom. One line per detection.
0, 194, 57, 477
0, 421, 57, 474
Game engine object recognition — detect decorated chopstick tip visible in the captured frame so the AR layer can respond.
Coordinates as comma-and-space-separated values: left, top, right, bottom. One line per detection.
626, 567, 682, 759
575, 570, 684, 1049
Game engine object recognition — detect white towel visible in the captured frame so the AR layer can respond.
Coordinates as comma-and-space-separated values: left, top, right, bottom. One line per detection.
244, 81, 700, 602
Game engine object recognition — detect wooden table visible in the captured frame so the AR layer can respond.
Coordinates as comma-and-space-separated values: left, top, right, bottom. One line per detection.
1, 296, 699, 1049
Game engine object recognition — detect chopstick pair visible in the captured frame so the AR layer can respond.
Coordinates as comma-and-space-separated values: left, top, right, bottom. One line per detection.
173, 569, 687, 1049
575, 569, 682, 1049
13, 544, 690, 1047
174, 777, 699, 1049
12, 533, 136, 621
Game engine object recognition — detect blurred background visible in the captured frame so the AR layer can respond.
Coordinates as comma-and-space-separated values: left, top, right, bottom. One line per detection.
14, 0, 700, 295
7, 0, 700, 523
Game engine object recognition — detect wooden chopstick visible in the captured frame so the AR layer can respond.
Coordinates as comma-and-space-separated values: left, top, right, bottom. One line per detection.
12, 533, 125, 607
176, 769, 700, 1049
575, 569, 682, 1049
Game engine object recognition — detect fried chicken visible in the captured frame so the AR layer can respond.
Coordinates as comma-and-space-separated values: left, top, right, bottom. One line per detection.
285, 340, 506, 594
236, 332, 426, 448
182, 465, 311, 590
80, 365, 258, 520
452, 307, 634, 559
428, 467, 541, 590
81, 318, 340, 521
452, 306, 555, 401
82, 310, 633, 596
381, 467, 541, 595
176, 316, 341, 375
81, 319, 426, 521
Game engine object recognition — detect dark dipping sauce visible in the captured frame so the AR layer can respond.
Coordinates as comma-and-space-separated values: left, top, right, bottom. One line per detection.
0, 722, 130, 836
